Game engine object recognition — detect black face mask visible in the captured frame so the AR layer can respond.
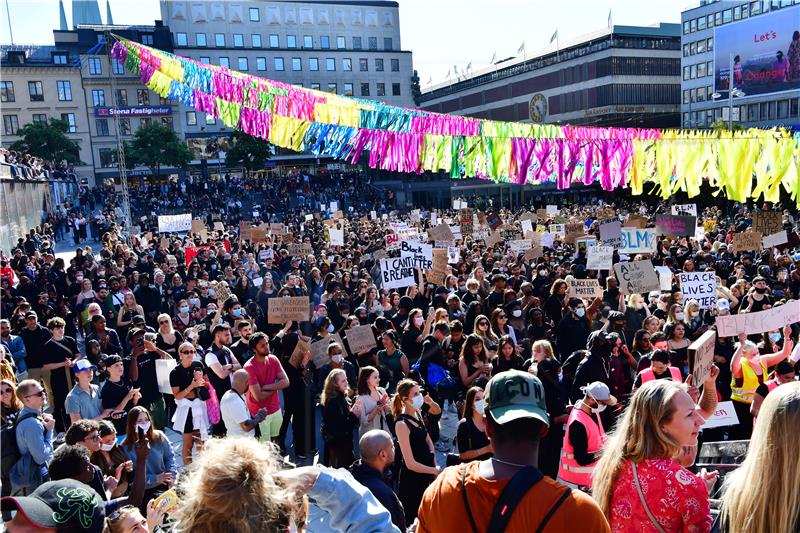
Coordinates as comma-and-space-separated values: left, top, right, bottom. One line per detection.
755, 287, 767, 294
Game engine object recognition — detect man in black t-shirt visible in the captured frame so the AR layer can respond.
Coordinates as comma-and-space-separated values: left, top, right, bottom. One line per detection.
126, 328, 166, 429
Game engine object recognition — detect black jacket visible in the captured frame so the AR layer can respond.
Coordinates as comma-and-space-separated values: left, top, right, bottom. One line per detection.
350, 461, 405, 531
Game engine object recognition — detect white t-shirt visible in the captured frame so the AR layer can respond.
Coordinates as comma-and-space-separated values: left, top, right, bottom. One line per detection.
220, 390, 254, 438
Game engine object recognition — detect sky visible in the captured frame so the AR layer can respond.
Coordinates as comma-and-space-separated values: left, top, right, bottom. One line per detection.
0, 0, 682, 87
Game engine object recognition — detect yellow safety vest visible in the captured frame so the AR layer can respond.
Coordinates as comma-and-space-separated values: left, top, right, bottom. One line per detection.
730, 357, 767, 404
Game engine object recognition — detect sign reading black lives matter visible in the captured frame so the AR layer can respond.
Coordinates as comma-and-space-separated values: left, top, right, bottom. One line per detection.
400, 241, 433, 269
380, 257, 417, 290
678, 272, 717, 309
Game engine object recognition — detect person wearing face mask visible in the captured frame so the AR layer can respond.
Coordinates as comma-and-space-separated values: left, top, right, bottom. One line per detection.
557, 382, 616, 491
122, 406, 176, 505
350, 429, 406, 531
401, 308, 433, 364
556, 299, 592, 362
317, 343, 357, 394
90, 421, 133, 499
456, 386, 493, 462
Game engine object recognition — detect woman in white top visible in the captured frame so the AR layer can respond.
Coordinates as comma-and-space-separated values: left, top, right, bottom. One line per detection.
355, 365, 390, 436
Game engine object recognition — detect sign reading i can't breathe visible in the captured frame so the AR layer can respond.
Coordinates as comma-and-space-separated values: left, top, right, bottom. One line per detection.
380, 257, 418, 289
678, 272, 717, 309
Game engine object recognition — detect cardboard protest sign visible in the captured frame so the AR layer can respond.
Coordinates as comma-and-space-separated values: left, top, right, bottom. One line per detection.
536, 208, 549, 220
520, 211, 537, 223
400, 241, 433, 269
762, 230, 788, 248
428, 223, 455, 242
599, 220, 624, 248
459, 208, 474, 236
702, 220, 717, 233
345, 325, 377, 354
212, 221, 225, 232
586, 245, 614, 270
619, 228, 657, 254
524, 245, 544, 261
380, 257, 417, 289
624, 214, 648, 229
310, 333, 343, 369
267, 296, 310, 324
655, 214, 697, 237
499, 224, 521, 242
570, 278, 604, 299
614, 260, 660, 295
239, 222, 252, 241
678, 272, 717, 309
671, 204, 698, 217
250, 227, 268, 243
751, 211, 782, 236
425, 248, 449, 285
191, 219, 206, 234
688, 330, 716, 385
269, 223, 285, 235
564, 222, 585, 244
732, 231, 762, 253
158, 213, 192, 233
702, 401, 740, 429
715, 300, 800, 337
287, 243, 313, 256
214, 282, 232, 303
329, 228, 344, 246
484, 231, 503, 248
290, 338, 311, 364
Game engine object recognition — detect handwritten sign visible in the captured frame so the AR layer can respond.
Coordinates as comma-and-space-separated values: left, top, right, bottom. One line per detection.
380, 257, 418, 290
287, 243, 313, 256
345, 325, 377, 354
678, 272, 717, 309
751, 211, 782, 236
267, 296, 310, 324
587, 245, 614, 270
732, 231, 762, 253
715, 300, 800, 337
762, 230, 788, 248
158, 213, 192, 233
614, 260, 660, 295
570, 278, 604, 299
191, 219, 206, 234
509, 239, 533, 255
329, 228, 344, 246
625, 214, 648, 229
290, 338, 311, 365
702, 401, 740, 429
400, 241, 433, 270
689, 330, 717, 386
599, 220, 624, 248
655, 214, 697, 237
239, 222, 252, 241
564, 222, 585, 244
703, 220, 717, 233
310, 333, 343, 369
460, 208, 474, 237
428, 223, 455, 242
619, 228, 657, 254
250, 227, 268, 243
671, 204, 697, 217
546, 205, 558, 215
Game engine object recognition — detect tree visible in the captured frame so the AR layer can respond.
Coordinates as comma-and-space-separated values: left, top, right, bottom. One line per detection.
411, 69, 422, 106
124, 123, 192, 178
224, 130, 272, 176
710, 118, 745, 132
9, 118, 82, 164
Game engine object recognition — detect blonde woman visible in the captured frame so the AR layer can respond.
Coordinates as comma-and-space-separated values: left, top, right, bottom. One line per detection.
116, 292, 144, 336
592, 380, 716, 532
527, 339, 556, 376
720, 382, 800, 533
155, 314, 183, 361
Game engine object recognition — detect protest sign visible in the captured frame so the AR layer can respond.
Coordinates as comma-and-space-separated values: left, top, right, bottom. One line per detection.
524, 245, 544, 261
380, 257, 417, 289
239, 222, 252, 241
732, 231, 762, 253
715, 300, 800, 337
267, 296, 310, 324
425, 248, 449, 285
671, 204, 698, 217
570, 278, 604, 298
345, 325, 377, 354
329, 201, 338, 211
599, 220, 624, 248
250, 227, 268, 243
310, 333, 343, 369
564, 223, 585, 244
751, 211, 782, 236
550, 224, 565, 238
287, 243, 313, 256
536, 208, 549, 220
520, 218, 534, 235
655, 266, 673, 292
619, 228, 657, 254
702, 401, 740, 429
703, 220, 717, 233
624, 214, 648, 229
400, 240, 433, 269
484, 231, 503, 248
689, 330, 717, 386
546, 205, 558, 215
447, 246, 460, 264
191, 219, 206, 234
214, 282, 232, 303
762, 230, 788, 248
655, 214, 697, 237
586, 245, 614, 270
540, 232, 555, 248
509, 239, 533, 255
329, 228, 344, 246
460, 208, 474, 236
678, 272, 717, 309
158, 213, 192, 233
428, 223, 455, 242
614, 260, 660, 295
499, 224, 521, 242
156, 359, 178, 394
269, 223, 285, 235
290, 338, 311, 364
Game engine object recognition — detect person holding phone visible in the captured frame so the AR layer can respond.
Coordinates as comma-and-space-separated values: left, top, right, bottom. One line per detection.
122, 406, 176, 506
100, 354, 141, 435
356, 366, 390, 437
170, 342, 210, 465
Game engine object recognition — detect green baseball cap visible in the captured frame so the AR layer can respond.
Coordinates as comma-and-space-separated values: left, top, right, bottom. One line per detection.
484, 370, 549, 427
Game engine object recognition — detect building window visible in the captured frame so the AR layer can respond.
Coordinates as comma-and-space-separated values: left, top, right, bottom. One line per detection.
0, 81, 13, 102
219, 57, 229, 68
391, 58, 399, 72
27, 81, 44, 102
715, 11, 722, 25
384, 37, 392, 50
60, 113, 76, 133
99, 148, 116, 167
137, 89, 149, 106
257, 57, 266, 71
233, 34, 244, 47
360, 82, 370, 96
269, 34, 279, 48
690, 42, 696, 55
176, 33, 188, 46
375, 58, 384, 71
303, 35, 313, 48
252, 34, 262, 48
359, 58, 368, 71
118, 117, 131, 135
343, 83, 353, 96
353, 36, 362, 49
95, 118, 109, 136
368, 37, 377, 50
751, 1, 761, 15
161, 116, 173, 130
682, 65, 690, 80
139, 117, 151, 129
698, 16, 706, 30
683, 21, 690, 35
707, 37, 713, 51
249, 7, 260, 21
205, 114, 216, 125
326, 58, 336, 71
88, 56, 102, 74
3, 115, 19, 135
392, 83, 401, 96
238, 57, 248, 70
111, 58, 124, 74
697, 62, 706, 78
689, 19, 696, 32
376, 83, 385, 96
342, 58, 352, 71
32, 113, 47, 123
690, 64, 697, 78
326, 83, 337, 94
311, 83, 321, 90
196, 33, 207, 46
91, 89, 105, 106
53, 53, 68, 65
186, 111, 197, 125
309, 58, 319, 71
292, 57, 302, 71
683, 43, 689, 57
115, 89, 128, 106
722, 9, 732, 23
57, 80, 72, 101
215, 33, 225, 47
734, 5, 742, 19
199, 56, 210, 64
337, 36, 346, 49
707, 14, 714, 28
274, 57, 285, 71
321, 35, 330, 49
697, 40, 705, 54
141, 34, 153, 45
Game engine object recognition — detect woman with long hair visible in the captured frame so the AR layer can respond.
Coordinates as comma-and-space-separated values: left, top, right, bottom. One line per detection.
720, 381, 800, 533
592, 380, 715, 532
456, 386, 492, 462
392, 379, 439, 523
401, 308, 432, 363
459, 334, 491, 388
355, 365, 390, 436
90, 420, 132, 499
490, 335, 524, 375
545, 279, 569, 325
116, 292, 143, 340
320, 368, 361, 467
173, 298, 197, 334
472, 314, 499, 356
489, 308, 517, 345
122, 406, 176, 504
377, 330, 408, 392
155, 314, 183, 361
665, 321, 690, 378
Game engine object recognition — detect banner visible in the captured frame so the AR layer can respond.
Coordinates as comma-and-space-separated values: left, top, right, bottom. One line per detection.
614, 260, 660, 295
570, 278, 604, 299
715, 300, 800, 337
400, 240, 433, 269
267, 296, 310, 324
587, 245, 614, 270
689, 330, 717, 386
345, 324, 377, 354
157, 213, 191, 233
678, 272, 717, 309
619, 228, 657, 254
380, 257, 418, 289
655, 214, 697, 237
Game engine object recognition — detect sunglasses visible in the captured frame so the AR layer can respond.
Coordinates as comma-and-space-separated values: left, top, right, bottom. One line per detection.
180, 349, 196, 355
479, 322, 489, 327
25, 390, 45, 398
159, 320, 170, 325
1, 388, 12, 395
498, 315, 507, 319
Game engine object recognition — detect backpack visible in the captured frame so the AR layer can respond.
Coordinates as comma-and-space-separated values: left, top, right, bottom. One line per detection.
4, 412, 49, 490
1, 411, 39, 468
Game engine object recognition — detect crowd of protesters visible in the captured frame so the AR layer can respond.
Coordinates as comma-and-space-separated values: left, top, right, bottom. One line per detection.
1, 179, 800, 532
0, 148, 77, 182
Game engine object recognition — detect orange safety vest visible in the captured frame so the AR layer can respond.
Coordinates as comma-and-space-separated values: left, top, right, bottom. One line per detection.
639, 366, 682, 383
557, 406, 605, 488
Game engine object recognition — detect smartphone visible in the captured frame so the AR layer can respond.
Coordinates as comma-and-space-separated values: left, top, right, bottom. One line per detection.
112, 410, 127, 419
135, 337, 144, 348
152, 489, 178, 514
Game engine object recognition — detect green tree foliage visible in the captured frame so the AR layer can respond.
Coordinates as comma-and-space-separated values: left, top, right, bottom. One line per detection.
224, 130, 272, 173
710, 118, 745, 132
124, 123, 193, 178
9, 118, 82, 164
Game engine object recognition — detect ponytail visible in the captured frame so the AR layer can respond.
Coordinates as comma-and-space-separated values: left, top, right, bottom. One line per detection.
391, 379, 417, 418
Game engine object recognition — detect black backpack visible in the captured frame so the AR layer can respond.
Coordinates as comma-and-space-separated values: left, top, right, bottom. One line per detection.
1, 411, 40, 469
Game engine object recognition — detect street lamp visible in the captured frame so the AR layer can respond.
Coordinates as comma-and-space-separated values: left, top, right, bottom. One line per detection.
713, 53, 747, 130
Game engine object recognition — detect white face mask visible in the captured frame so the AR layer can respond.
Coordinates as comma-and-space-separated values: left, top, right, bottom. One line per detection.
414, 317, 424, 327
100, 442, 115, 452
675, 312, 685, 321
331, 354, 344, 364
473, 399, 485, 415
136, 422, 151, 433
512, 309, 522, 318
575, 308, 586, 318
327, 324, 335, 333
411, 395, 424, 410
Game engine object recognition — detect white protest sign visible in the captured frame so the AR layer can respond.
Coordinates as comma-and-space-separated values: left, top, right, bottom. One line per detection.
521, 219, 533, 235
619, 227, 657, 254
447, 246, 460, 264
570, 278, 604, 299
671, 204, 698, 217
715, 300, 800, 337
599, 220, 624, 248
329, 201, 339, 211
509, 239, 532, 255
655, 266, 673, 292
586, 245, 614, 270
329, 228, 344, 246
540, 232, 555, 248
157, 213, 192, 233
380, 257, 418, 290
614, 260, 660, 295
702, 401, 740, 429
546, 205, 558, 215
400, 240, 433, 270
688, 330, 716, 386
156, 359, 178, 394
678, 272, 717, 309
762, 230, 788, 248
